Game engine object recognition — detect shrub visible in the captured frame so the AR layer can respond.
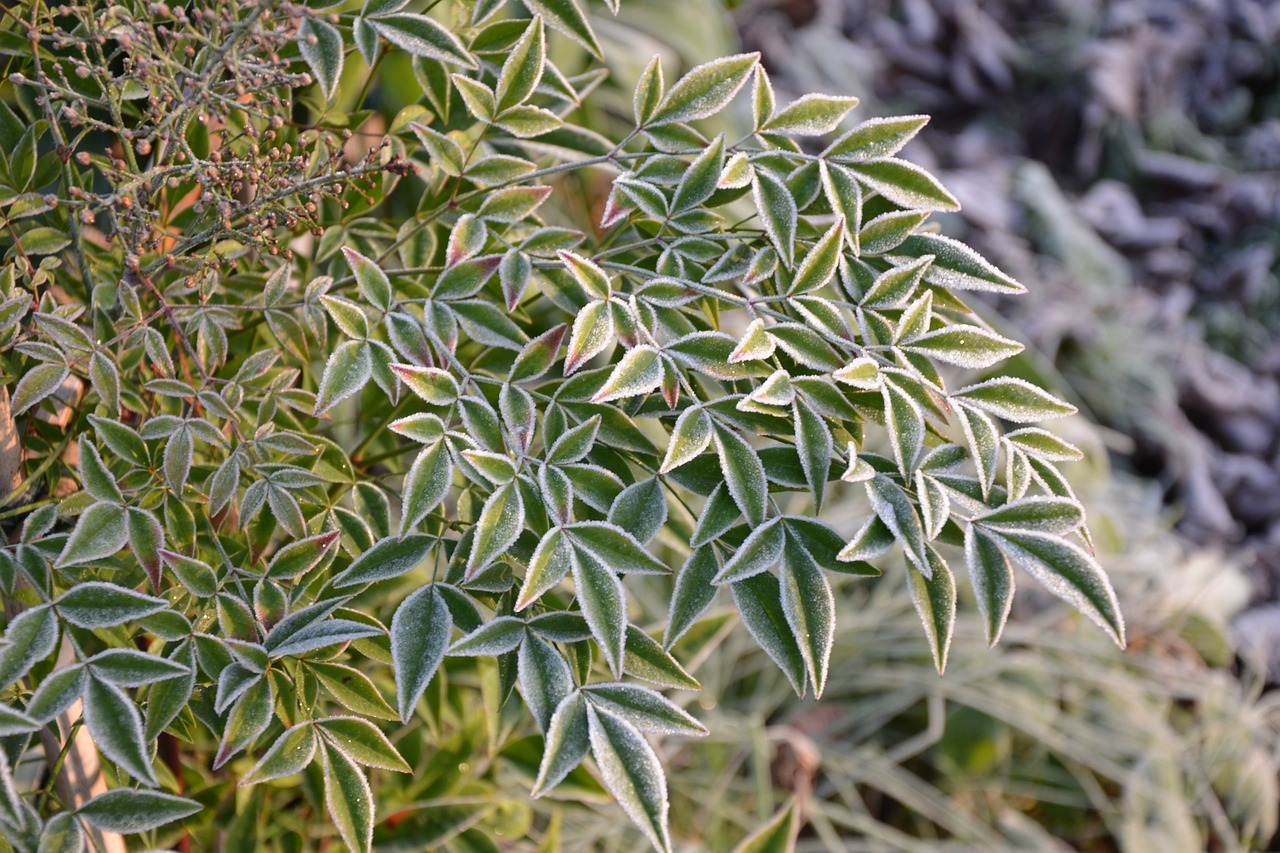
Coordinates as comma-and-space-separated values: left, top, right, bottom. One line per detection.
0, 0, 1123, 849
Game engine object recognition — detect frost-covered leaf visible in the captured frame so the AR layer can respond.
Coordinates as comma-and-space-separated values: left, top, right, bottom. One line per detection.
660, 406, 712, 473
731, 573, 805, 696
964, 525, 1014, 646
400, 442, 452, 535
881, 379, 924, 477
762, 93, 859, 136
241, 722, 318, 786
907, 547, 956, 673
903, 324, 1023, 368
953, 377, 1076, 423
519, 633, 574, 733
713, 517, 783, 584
524, 0, 602, 59
333, 534, 433, 588
712, 423, 767, 527
982, 528, 1125, 646
789, 217, 844, 295
825, 114, 930, 160
314, 340, 372, 415
586, 705, 672, 853
584, 683, 706, 735
572, 546, 627, 676
83, 676, 156, 785
532, 692, 589, 796
449, 617, 525, 656
779, 537, 834, 697
495, 16, 545, 111
392, 364, 459, 405
564, 300, 614, 375
298, 18, 344, 101
568, 522, 667, 575
973, 496, 1084, 536
733, 799, 799, 853
321, 741, 374, 853
850, 158, 959, 211
467, 482, 524, 578
54, 502, 128, 568
317, 717, 411, 772
647, 53, 758, 128
370, 14, 476, 67
607, 478, 667, 546
751, 168, 797, 268
77, 788, 200, 834
56, 582, 166, 628
390, 585, 453, 722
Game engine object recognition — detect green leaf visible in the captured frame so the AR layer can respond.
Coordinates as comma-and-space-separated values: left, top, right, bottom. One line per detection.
672, 136, 725, 213
410, 121, 465, 177
647, 53, 758, 128
789, 216, 844, 294
399, 441, 452, 536
762, 93, 860, 135
952, 377, 1076, 423
12, 363, 69, 415
607, 478, 667, 546
518, 528, 573, 609
307, 662, 398, 721
591, 345, 662, 403
76, 788, 201, 834
733, 799, 799, 853
449, 617, 525, 656
732, 573, 806, 695
342, 247, 392, 312
751, 168, 797, 268
824, 114, 930, 160
298, 18, 344, 101
564, 300, 614, 375
546, 414, 600, 464
633, 54, 664, 125
88, 416, 149, 468
478, 185, 553, 222
318, 717, 411, 772
622, 626, 700, 690
332, 534, 433, 588
467, 482, 524, 579
713, 517, 783, 584
964, 525, 1015, 646
586, 705, 672, 853
509, 324, 566, 383
83, 676, 157, 785
572, 546, 627, 677
241, 722, 318, 786
314, 340, 372, 415
87, 649, 189, 687
849, 158, 959, 211
518, 633, 574, 734
215, 676, 274, 768
660, 406, 712, 473
973, 496, 1085, 536
881, 379, 924, 477
902, 324, 1023, 368
982, 528, 1125, 646
37, 811, 84, 853
321, 741, 375, 853
712, 423, 767, 527
25, 663, 84, 724
792, 397, 832, 510
532, 692, 590, 796
160, 550, 218, 596
495, 16, 545, 111
584, 683, 706, 735
56, 582, 166, 628
779, 537, 834, 697
391, 584, 453, 722
1003, 428, 1084, 463
370, 14, 476, 68
906, 546, 956, 673
523, 0, 603, 60
54, 502, 128, 568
